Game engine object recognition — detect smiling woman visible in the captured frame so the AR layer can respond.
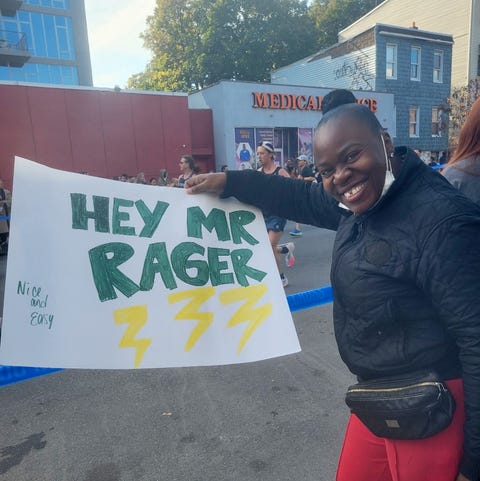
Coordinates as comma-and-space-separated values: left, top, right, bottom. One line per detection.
314, 104, 396, 215
184, 100, 480, 481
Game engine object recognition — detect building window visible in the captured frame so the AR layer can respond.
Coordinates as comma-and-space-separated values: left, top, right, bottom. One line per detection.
432, 107, 442, 137
386, 44, 397, 79
8, 11, 75, 60
0, 63, 78, 85
23, 0, 70, 9
409, 106, 419, 137
410, 47, 421, 80
433, 50, 444, 83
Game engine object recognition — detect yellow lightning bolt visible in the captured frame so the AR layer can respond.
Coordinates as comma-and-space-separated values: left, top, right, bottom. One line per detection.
168, 286, 215, 351
113, 305, 152, 368
220, 284, 272, 354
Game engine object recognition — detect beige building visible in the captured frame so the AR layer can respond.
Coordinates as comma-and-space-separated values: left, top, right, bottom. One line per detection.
339, 0, 480, 86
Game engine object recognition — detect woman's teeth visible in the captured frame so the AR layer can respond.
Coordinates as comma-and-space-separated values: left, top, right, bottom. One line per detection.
343, 183, 365, 199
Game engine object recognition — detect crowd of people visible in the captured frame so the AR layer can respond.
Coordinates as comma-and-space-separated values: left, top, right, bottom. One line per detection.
113, 155, 202, 188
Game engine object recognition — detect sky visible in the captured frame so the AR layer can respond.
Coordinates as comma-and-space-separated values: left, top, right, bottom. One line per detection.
84, 0, 157, 89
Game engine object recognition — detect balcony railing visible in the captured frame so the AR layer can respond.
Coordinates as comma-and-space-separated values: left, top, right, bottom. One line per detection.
0, 0, 22, 17
0, 28, 30, 67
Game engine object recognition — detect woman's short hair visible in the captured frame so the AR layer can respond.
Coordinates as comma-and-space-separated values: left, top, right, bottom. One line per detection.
317, 103, 383, 136
181, 155, 196, 170
321, 89, 356, 114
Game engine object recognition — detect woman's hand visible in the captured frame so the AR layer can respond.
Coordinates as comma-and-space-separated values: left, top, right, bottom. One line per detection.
185, 173, 226, 195
456, 473, 472, 481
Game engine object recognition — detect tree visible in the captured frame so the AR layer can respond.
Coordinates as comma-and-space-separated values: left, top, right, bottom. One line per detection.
201, 0, 317, 83
310, 0, 379, 49
127, 0, 209, 91
127, 0, 318, 91
128, 55, 187, 92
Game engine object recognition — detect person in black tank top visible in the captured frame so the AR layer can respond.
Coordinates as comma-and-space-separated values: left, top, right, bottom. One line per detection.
256, 142, 295, 287
177, 155, 197, 188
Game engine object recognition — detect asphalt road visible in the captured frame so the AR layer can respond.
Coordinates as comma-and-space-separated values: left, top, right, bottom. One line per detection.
0, 221, 355, 481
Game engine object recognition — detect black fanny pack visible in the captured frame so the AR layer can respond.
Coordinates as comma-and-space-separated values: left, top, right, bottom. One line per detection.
345, 370, 456, 440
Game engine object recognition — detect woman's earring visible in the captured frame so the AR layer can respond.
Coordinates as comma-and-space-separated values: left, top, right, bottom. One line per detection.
389, 152, 394, 158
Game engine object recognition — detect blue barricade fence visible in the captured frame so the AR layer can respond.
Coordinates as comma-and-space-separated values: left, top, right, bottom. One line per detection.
0, 286, 334, 388
0, 216, 10, 220
0, 366, 62, 387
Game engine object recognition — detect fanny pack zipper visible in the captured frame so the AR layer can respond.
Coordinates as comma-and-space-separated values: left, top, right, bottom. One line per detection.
348, 381, 445, 394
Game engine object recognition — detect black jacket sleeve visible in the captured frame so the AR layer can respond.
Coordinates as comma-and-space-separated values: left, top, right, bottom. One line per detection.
222, 170, 342, 231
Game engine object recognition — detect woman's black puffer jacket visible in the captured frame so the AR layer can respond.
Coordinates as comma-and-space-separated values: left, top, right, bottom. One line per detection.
222, 148, 480, 480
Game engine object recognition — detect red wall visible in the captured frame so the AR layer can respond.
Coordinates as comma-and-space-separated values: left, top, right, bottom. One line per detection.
0, 84, 215, 189
189, 108, 215, 173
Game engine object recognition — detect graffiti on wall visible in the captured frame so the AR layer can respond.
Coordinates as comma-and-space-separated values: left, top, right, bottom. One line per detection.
334, 55, 375, 91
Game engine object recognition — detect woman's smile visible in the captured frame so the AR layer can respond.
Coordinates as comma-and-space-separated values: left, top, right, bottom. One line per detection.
341, 182, 367, 201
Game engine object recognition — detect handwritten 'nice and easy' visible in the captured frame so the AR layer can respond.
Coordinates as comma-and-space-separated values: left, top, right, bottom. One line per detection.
70, 194, 272, 367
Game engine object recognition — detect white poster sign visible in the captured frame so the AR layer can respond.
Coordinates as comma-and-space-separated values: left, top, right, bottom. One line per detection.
0, 158, 300, 369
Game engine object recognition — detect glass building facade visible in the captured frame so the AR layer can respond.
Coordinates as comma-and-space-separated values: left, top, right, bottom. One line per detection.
0, 0, 92, 85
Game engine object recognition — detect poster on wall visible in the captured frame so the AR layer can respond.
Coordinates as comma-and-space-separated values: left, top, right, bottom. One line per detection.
235, 128, 254, 170
0, 157, 301, 369
298, 128, 313, 162
255, 128, 274, 149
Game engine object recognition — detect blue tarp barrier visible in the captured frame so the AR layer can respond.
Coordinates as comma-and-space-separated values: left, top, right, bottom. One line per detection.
0, 366, 62, 387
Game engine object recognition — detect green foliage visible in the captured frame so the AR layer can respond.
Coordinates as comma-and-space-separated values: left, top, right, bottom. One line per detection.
126, 0, 380, 92
310, 0, 379, 48
127, 55, 187, 92
202, 0, 317, 83
127, 0, 208, 91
